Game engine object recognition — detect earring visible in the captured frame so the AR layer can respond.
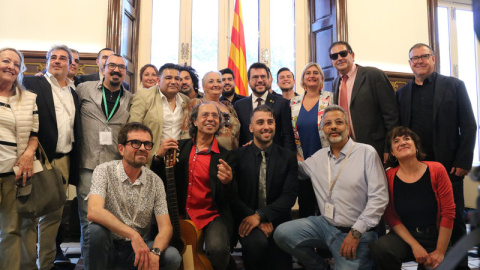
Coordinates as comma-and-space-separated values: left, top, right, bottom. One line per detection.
388, 155, 397, 163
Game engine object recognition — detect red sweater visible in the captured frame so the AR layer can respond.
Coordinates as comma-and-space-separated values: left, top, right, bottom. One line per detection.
384, 161, 455, 230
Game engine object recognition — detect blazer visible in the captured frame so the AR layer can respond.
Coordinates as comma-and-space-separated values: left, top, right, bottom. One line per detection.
396, 72, 477, 171
128, 86, 190, 166
23, 76, 82, 186
234, 93, 295, 152
231, 143, 298, 228
333, 65, 399, 157
77, 72, 130, 91
151, 139, 237, 243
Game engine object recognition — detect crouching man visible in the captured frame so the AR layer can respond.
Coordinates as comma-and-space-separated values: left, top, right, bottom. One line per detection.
84, 122, 182, 270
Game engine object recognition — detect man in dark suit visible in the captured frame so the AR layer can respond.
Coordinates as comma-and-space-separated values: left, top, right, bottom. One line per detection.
151, 102, 237, 270
232, 105, 298, 270
23, 45, 82, 269
330, 41, 399, 162
397, 43, 477, 270
234, 62, 295, 151
77, 47, 130, 91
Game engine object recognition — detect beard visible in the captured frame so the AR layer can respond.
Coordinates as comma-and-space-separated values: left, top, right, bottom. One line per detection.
222, 85, 235, 97
326, 129, 349, 144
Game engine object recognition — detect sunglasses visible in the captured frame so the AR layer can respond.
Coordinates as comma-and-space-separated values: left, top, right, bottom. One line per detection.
125, 140, 154, 150
329, 50, 351, 60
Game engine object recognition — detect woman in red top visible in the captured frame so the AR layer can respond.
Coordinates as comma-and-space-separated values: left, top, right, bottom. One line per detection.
370, 126, 455, 270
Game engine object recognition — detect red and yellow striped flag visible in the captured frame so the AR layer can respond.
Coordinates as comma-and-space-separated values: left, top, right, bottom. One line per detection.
228, 0, 248, 96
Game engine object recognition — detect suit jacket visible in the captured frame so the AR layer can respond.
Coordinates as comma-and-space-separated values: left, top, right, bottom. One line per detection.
333, 65, 399, 157
396, 72, 477, 170
77, 72, 130, 91
151, 139, 237, 243
128, 86, 190, 166
23, 76, 82, 185
234, 93, 295, 152
231, 143, 298, 228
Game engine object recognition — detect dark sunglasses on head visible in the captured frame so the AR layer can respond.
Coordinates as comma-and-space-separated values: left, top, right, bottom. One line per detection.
125, 140, 154, 150
329, 50, 352, 60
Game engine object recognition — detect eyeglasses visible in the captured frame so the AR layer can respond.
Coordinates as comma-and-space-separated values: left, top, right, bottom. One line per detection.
106, 63, 127, 71
125, 140, 154, 150
409, 54, 432, 63
251, 75, 268, 82
329, 50, 351, 60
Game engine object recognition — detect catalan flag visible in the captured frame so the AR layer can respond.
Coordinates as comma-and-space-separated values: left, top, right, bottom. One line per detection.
228, 0, 248, 96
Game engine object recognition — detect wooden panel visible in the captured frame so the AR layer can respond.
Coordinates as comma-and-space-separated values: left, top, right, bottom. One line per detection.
386, 71, 414, 91
21, 50, 97, 76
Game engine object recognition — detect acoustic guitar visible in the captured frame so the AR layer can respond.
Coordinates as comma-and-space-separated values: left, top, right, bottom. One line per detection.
164, 149, 213, 270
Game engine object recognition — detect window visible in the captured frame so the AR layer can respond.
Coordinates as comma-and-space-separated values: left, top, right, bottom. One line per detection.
438, 2, 480, 165
151, 0, 296, 93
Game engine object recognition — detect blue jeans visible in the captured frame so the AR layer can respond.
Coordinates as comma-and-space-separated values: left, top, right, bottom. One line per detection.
84, 222, 182, 270
274, 216, 376, 270
77, 168, 93, 251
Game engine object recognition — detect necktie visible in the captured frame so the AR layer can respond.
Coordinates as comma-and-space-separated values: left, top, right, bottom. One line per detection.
339, 75, 349, 116
258, 151, 267, 208
256, 98, 263, 107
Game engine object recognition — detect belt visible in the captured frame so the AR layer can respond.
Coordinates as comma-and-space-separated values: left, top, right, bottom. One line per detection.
335, 226, 378, 234
0, 172, 15, 177
53, 152, 68, 160
410, 226, 436, 234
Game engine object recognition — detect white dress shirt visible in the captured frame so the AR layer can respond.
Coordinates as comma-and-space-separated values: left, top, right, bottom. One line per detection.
159, 90, 184, 141
251, 91, 269, 109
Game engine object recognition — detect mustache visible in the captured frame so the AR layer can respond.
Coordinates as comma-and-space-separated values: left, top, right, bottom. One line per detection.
110, 71, 122, 77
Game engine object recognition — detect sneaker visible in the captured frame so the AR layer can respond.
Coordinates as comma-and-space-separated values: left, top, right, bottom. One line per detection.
54, 250, 71, 265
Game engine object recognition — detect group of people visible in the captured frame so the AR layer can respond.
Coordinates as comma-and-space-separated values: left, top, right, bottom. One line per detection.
0, 40, 475, 270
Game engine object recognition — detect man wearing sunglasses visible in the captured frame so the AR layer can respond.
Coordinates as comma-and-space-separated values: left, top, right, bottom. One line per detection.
75, 53, 134, 254
78, 48, 130, 91
84, 122, 182, 270
396, 43, 476, 270
330, 41, 399, 163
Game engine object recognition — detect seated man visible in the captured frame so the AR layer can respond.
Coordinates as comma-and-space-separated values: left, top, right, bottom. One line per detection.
232, 105, 298, 270
84, 122, 181, 270
152, 101, 237, 270
274, 105, 388, 269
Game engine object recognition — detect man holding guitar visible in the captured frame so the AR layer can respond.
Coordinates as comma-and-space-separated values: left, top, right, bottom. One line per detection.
84, 122, 182, 270
152, 102, 237, 270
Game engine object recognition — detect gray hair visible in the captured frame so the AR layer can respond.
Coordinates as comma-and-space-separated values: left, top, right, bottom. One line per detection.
202, 71, 222, 87
320, 105, 349, 127
188, 101, 224, 138
0, 47, 27, 92
46, 44, 73, 65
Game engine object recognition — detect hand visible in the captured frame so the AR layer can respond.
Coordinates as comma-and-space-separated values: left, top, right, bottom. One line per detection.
217, 159, 232, 184
131, 234, 150, 270
258, 222, 273, 238
34, 72, 44, 77
339, 232, 361, 259
450, 167, 469, 177
14, 149, 36, 186
147, 252, 160, 270
156, 138, 178, 158
383, 153, 389, 164
242, 140, 253, 147
238, 214, 261, 237
296, 153, 304, 161
411, 243, 429, 265
424, 249, 444, 269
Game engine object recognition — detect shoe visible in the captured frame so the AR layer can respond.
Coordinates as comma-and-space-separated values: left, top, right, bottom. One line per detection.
54, 250, 71, 265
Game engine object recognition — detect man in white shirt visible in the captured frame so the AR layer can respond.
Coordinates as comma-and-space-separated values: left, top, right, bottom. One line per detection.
129, 63, 190, 167
23, 45, 82, 270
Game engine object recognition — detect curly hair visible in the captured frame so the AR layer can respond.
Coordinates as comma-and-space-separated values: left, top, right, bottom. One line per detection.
188, 101, 224, 138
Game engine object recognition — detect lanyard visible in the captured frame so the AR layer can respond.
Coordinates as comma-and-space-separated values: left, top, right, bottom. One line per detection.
116, 163, 144, 225
102, 86, 121, 124
327, 141, 354, 200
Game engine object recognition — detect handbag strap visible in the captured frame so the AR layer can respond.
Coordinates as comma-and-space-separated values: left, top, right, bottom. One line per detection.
36, 142, 53, 170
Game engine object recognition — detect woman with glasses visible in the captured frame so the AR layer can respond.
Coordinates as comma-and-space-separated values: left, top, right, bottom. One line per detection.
370, 126, 455, 270
180, 71, 240, 150
290, 62, 332, 218
139, 64, 158, 90
0, 48, 40, 270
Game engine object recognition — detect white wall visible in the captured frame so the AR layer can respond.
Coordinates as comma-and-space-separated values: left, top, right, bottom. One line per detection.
0, 0, 108, 53
347, 0, 430, 73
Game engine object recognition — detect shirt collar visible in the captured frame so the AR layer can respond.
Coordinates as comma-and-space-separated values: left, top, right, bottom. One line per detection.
252, 90, 269, 102
45, 71, 72, 88
328, 138, 353, 158
344, 64, 358, 79
252, 142, 273, 157
192, 137, 220, 154
120, 161, 147, 186
158, 87, 183, 107
98, 82, 124, 96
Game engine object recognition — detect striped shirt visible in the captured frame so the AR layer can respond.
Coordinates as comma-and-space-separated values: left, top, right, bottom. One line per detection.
0, 96, 17, 173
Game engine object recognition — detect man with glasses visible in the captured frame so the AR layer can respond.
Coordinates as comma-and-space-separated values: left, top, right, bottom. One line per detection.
84, 122, 181, 270
396, 43, 477, 270
151, 102, 237, 270
330, 41, 398, 162
76, 53, 133, 255
78, 48, 130, 91
129, 63, 190, 167
234, 62, 295, 151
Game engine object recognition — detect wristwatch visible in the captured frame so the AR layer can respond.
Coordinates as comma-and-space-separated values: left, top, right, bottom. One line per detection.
350, 228, 362, 239
150, 247, 162, 256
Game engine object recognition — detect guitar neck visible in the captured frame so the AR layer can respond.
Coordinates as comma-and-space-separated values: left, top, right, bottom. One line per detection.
165, 166, 182, 244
